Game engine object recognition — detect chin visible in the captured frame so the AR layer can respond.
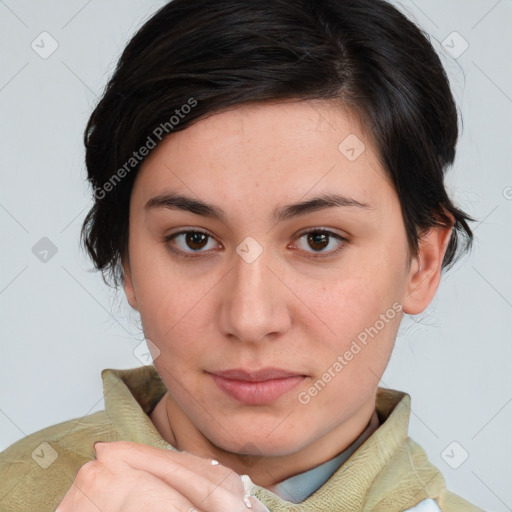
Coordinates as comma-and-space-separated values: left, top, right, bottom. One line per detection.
206, 427, 313, 458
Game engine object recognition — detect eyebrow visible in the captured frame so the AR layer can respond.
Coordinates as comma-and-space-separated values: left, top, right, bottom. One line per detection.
144, 192, 372, 224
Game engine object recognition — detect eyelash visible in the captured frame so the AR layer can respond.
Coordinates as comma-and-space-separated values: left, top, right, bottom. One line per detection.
163, 228, 349, 260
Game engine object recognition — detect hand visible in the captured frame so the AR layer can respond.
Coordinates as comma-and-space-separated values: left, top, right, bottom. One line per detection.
56, 440, 270, 512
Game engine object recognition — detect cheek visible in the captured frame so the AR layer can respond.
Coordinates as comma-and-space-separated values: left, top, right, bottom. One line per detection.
128, 240, 185, 352
304, 263, 404, 377
130, 261, 217, 370
313, 269, 400, 337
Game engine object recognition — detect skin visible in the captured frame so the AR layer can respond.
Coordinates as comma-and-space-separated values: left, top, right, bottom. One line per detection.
57, 441, 270, 511
120, 99, 453, 487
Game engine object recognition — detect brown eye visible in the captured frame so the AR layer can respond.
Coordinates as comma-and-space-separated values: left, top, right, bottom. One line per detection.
293, 229, 348, 258
307, 232, 329, 251
164, 229, 220, 258
184, 232, 209, 250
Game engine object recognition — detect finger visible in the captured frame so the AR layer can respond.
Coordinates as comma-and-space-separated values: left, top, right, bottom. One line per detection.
57, 460, 115, 512
94, 441, 230, 482
57, 459, 201, 512
123, 471, 203, 512
240, 475, 271, 512
94, 441, 249, 511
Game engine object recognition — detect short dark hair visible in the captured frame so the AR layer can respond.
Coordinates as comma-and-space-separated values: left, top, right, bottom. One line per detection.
80, 0, 475, 288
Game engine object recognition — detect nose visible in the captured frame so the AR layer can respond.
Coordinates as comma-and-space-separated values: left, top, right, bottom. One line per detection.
217, 245, 292, 344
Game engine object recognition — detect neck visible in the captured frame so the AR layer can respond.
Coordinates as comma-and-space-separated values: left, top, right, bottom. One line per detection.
150, 391, 378, 487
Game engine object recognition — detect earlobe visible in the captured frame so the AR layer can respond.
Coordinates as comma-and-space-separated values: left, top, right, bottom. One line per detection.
121, 257, 138, 311
402, 219, 454, 315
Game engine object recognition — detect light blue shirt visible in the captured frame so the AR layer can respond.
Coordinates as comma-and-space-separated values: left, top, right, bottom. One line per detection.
262, 409, 442, 512
267, 409, 380, 503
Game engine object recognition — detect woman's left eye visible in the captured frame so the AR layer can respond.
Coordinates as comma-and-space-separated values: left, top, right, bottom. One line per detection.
163, 228, 348, 259
292, 229, 348, 258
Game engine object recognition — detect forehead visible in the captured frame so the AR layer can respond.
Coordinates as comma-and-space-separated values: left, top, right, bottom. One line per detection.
147, 100, 371, 159
132, 100, 392, 215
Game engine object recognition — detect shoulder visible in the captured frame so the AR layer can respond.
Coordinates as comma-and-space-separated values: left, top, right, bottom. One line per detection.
435, 488, 485, 512
394, 437, 484, 512
403, 495, 484, 512
401, 492, 484, 512
404, 498, 443, 511
405, 437, 484, 511
363, 429, 483, 511
0, 409, 120, 512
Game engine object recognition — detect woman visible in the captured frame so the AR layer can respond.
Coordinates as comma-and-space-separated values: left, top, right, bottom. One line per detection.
0, 0, 483, 510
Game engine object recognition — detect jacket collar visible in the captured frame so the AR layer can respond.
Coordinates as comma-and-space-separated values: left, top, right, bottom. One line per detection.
100, 365, 439, 510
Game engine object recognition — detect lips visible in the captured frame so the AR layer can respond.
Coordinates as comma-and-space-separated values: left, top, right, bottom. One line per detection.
208, 368, 306, 405
212, 368, 303, 381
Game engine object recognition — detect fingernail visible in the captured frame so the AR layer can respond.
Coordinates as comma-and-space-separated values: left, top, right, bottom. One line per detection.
243, 495, 252, 508
240, 474, 253, 493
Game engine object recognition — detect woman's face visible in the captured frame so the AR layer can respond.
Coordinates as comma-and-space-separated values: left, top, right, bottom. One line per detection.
122, 100, 439, 458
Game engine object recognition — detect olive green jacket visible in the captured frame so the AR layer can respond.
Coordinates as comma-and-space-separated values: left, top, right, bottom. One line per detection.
0, 365, 483, 511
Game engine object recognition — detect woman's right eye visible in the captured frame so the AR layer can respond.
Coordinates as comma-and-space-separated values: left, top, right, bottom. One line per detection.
163, 230, 221, 258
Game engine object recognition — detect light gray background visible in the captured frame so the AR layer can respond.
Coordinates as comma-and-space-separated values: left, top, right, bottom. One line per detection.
1, 1, 511, 510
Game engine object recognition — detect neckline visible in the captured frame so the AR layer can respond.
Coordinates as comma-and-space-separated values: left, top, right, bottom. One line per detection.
264, 408, 381, 503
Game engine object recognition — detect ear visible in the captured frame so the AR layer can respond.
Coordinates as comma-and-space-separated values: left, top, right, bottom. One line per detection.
121, 254, 139, 311
402, 215, 454, 315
